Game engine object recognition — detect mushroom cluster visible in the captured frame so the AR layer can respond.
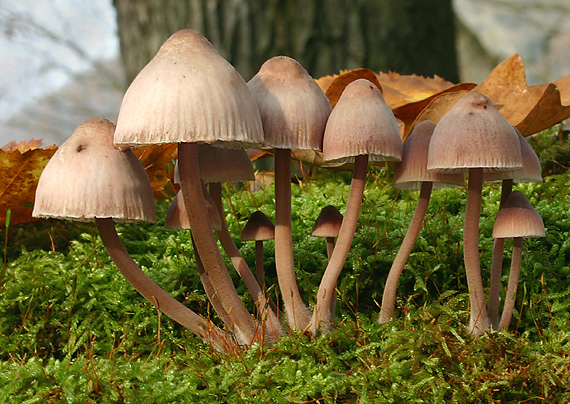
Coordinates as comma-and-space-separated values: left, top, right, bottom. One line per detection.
33, 29, 545, 350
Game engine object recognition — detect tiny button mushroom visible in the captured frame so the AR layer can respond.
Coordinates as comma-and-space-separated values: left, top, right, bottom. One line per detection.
312, 205, 343, 260
492, 190, 545, 331
241, 211, 275, 290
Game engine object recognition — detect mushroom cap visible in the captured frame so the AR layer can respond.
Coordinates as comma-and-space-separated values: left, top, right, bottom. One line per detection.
247, 56, 332, 151
173, 144, 254, 184
312, 205, 343, 238
114, 29, 263, 149
32, 118, 156, 223
492, 190, 545, 238
427, 92, 522, 174
322, 79, 403, 163
394, 120, 465, 190
483, 127, 543, 183
165, 189, 222, 231
241, 211, 275, 241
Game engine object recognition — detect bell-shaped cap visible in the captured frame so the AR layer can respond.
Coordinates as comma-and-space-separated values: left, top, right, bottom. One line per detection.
114, 29, 263, 149
492, 190, 545, 238
33, 118, 156, 223
247, 56, 331, 151
165, 189, 222, 231
394, 120, 465, 190
322, 79, 403, 164
428, 92, 522, 174
173, 144, 254, 184
483, 127, 542, 183
241, 211, 275, 241
312, 205, 343, 238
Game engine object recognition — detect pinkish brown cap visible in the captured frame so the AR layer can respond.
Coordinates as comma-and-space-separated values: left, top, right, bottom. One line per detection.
427, 92, 522, 174
33, 118, 156, 223
241, 211, 275, 241
114, 29, 263, 149
247, 56, 331, 151
312, 205, 343, 238
165, 189, 222, 231
492, 190, 545, 238
322, 79, 403, 163
483, 127, 542, 183
394, 120, 465, 190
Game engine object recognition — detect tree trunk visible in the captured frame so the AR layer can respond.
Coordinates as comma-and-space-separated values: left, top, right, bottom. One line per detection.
113, 0, 458, 84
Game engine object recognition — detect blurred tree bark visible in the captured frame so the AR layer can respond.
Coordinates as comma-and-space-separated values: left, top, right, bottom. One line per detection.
113, 0, 458, 84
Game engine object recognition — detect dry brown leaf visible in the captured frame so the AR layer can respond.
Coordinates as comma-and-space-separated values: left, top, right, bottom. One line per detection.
475, 54, 570, 136
394, 83, 477, 141
131, 144, 178, 199
375, 71, 457, 108
1, 138, 55, 153
0, 147, 57, 226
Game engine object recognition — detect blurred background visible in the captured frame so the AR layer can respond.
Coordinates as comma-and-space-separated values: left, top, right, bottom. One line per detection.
1, 0, 569, 146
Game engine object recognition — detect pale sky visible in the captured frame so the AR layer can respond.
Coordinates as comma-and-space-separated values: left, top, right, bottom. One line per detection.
0, 0, 118, 124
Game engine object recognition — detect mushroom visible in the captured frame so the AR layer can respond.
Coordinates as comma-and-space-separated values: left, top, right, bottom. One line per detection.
427, 92, 522, 336
241, 210, 276, 290
311, 79, 403, 334
248, 56, 331, 331
114, 29, 264, 345
378, 120, 464, 324
33, 117, 233, 351
312, 205, 343, 260
491, 190, 545, 331
485, 127, 543, 327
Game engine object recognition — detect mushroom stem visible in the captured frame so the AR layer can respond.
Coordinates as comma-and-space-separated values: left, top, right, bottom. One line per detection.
274, 148, 311, 330
325, 238, 336, 261
311, 154, 368, 334
488, 179, 513, 328
178, 143, 257, 345
379, 181, 433, 324
464, 168, 490, 336
255, 240, 266, 289
208, 182, 281, 341
498, 237, 523, 331
190, 235, 233, 331
95, 218, 235, 351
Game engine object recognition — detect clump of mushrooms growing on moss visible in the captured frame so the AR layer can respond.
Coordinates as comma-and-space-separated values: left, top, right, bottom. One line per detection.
32, 28, 552, 351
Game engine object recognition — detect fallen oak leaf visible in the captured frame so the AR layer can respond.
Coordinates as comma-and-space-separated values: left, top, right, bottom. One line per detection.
131, 143, 178, 199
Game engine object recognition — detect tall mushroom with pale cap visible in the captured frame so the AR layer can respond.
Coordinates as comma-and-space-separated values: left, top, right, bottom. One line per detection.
311, 78, 403, 334
33, 117, 233, 351
378, 120, 464, 324
427, 92, 522, 336
491, 190, 545, 330
114, 29, 264, 345
248, 56, 332, 331
485, 128, 542, 328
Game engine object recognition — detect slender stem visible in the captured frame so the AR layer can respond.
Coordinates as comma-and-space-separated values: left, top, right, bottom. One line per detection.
178, 143, 257, 345
95, 218, 234, 351
191, 235, 233, 330
255, 240, 266, 289
498, 237, 523, 331
311, 154, 368, 334
488, 179, 513, 328
325, 238, 335, 261
274, 148, 310, 330
379, 181, 433, 324
464, 168, 490, 336
208, 182, 281, 342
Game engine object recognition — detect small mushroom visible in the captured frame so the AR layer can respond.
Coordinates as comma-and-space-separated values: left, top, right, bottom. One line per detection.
33, 117, 233, 351
248, 56, 331, 330
427, 92, 522, 336
312, 205, 343, 260
241, 211, 275, 290
491, 190, 545, 331
311, 78, 403, 334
